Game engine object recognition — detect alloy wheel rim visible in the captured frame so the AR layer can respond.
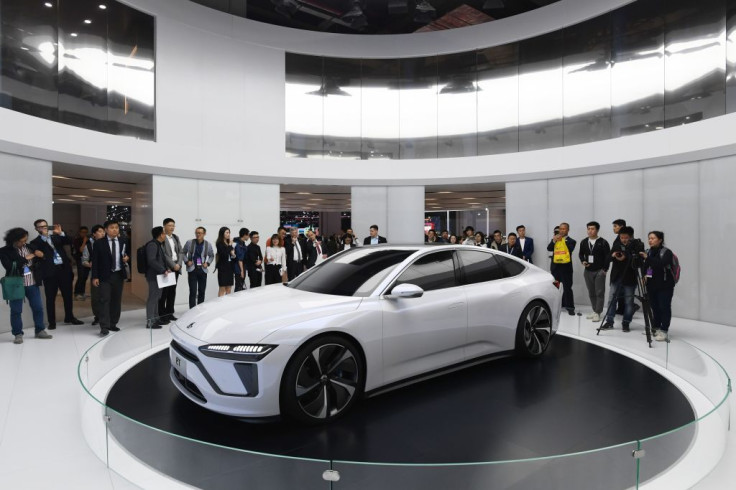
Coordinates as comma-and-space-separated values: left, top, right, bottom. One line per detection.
524, 306, 552, 355
295, 343, 359, 419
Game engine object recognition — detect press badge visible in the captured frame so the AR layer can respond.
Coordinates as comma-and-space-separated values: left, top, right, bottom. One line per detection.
23, 265, 31, 276
588, 255, 594, 264
196, 257, 202, 266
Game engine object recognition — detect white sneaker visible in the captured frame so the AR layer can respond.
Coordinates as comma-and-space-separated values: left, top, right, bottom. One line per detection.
654, 331, 668, 342
585, 313, 595, 320
590, 313, 600, 322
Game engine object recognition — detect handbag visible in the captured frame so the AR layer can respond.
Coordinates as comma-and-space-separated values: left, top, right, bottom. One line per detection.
1, 263, 26, 302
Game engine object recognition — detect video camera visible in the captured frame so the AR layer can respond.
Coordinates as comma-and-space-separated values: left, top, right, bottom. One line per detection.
612, 238, 645, 268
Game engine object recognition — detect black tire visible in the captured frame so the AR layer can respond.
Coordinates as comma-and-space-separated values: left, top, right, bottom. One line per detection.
280, 335, 365, 425
515, 300, 553, 358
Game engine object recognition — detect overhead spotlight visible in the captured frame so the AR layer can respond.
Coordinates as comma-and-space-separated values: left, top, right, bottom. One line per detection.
271, 0, 300, 18
482, 0, 504, 10
342, 1, 368, 29
413, 0, 436, 23
99, 4, 107, 9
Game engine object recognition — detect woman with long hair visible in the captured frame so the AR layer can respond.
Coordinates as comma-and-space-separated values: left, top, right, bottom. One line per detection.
0, 228, 52, 344
265, 233, 287, 285
339, 234, 356, 251
215, 227, 236, 296
474, 231, 486, 246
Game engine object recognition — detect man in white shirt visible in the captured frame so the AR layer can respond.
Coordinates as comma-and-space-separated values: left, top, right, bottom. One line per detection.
159, 218, 184, 324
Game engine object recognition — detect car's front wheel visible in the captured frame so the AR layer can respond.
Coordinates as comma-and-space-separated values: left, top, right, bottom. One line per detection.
280, 335, 364, 424
515, 301, 553, 358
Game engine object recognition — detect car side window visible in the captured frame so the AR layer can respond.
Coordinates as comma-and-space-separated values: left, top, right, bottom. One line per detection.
458, 250, 504, 285
392, 251, 458, 292
497, 255, 526, 278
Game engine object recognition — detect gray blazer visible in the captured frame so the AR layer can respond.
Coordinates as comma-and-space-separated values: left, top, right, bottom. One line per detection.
182, 239, 215, 273
162, 233, 185, 271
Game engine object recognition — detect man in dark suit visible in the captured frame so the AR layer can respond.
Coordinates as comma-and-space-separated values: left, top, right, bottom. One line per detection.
283, 227, 306, 281
363, 225, 387, 245
303, 230, 321, 270
91, 220, 129, 336
516, 225, 534, 263
146, 226, 171, 329
499, 232, 524, 259
30, 219, 83, 329
245, 231, 263, 288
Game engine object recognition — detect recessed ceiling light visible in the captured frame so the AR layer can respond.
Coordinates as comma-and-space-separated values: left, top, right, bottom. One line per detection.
438, 191, 452, 194
462, 197, 476, 200
99, 4, 107, 9
70, 32, 78, 37
297, 192, 311, 195
69, 195, 88, 198
83, 19, 92, 24
44, 2, 53, 7
90, 188, 112, 192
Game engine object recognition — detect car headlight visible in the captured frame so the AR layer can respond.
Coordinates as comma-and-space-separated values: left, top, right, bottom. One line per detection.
198, 344, 277, 361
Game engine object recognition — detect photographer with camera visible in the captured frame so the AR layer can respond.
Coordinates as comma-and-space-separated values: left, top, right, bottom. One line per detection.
641, 231, 677, 342
600, 226, 644, 332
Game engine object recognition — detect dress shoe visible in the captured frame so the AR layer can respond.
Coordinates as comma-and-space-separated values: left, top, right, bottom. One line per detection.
109, 326, 120, 332
47, 323, 56, 330
65, 318, 84, 325
146, 323, 162, 329
100, 329, 109, 336
158, 318, 171, 325
92, 317, 99, 326
170, 316, 178, 321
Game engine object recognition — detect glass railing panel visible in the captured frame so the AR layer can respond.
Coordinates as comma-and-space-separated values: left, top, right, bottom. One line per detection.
333, 442, 639, 490
105, 407, 332, 490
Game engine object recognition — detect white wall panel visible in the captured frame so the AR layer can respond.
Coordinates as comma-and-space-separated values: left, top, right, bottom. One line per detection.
352, 187, 388, 245
506, 180, 548, 269
593, 170, 644, 245
547, 175, 594, 308
643, 164, 699, 320
387, 186, 425, 244
699, 157, 736, 326
0, 154, 52, 334
198, 181, 240, 226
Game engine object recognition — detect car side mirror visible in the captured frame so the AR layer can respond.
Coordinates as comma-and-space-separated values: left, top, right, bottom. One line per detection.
389, 283, 424, 299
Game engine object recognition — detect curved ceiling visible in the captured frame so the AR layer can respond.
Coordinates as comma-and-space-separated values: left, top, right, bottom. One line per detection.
190, 0, 559, 35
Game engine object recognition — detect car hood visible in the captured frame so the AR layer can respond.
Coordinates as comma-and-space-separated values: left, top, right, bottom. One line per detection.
173, 285, 362, 344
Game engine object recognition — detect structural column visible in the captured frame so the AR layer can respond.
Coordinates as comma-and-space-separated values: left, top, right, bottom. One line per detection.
352, 186, 425, 244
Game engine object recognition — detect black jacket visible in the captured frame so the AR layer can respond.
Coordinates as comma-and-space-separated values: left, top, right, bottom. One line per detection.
304, 240, 320, 269
363, 236, 387, 245
578, 237, 611, 272
245, 242, 263, 274
284, 236, 307, 265
91, 236, 129, 282
499, 243, 524, 259
609, 238, 645, 286
30, 234, 72, 279
0, 244, 43, 285
643, 245, 676, 291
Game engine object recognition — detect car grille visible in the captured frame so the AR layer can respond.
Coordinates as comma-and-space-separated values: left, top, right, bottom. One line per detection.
170, 340, 198, 363
173, 368, 207, 403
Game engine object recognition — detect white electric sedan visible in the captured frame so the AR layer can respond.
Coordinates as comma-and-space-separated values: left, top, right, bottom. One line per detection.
169, 245, 562, 424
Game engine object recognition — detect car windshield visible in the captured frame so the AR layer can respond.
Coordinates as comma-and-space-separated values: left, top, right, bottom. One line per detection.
288, 248, 415, 297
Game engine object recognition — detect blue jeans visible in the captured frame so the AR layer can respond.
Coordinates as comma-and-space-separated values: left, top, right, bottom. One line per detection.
649, 287, 674, 333
9, 285, 46, 336
604, 281, 635, 325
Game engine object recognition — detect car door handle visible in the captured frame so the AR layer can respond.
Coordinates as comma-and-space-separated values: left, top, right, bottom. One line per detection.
448, 302, 465, 310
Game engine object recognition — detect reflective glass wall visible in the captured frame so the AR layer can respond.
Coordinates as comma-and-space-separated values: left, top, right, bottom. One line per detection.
0, 0, 155, 140
286, 0, 736, 159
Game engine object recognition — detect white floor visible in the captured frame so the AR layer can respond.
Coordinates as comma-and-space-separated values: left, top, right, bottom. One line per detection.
0, 308, 733, 490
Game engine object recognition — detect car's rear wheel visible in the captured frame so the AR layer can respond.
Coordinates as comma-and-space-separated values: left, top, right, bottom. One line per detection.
280, 335, 364, 424
515, 301, 553, 358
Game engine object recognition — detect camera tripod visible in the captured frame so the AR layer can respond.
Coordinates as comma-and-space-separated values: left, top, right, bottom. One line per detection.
596, 267, 656, 347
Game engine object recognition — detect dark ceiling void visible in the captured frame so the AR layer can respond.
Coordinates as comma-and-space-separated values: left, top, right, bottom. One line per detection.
190, 0, 559, 35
